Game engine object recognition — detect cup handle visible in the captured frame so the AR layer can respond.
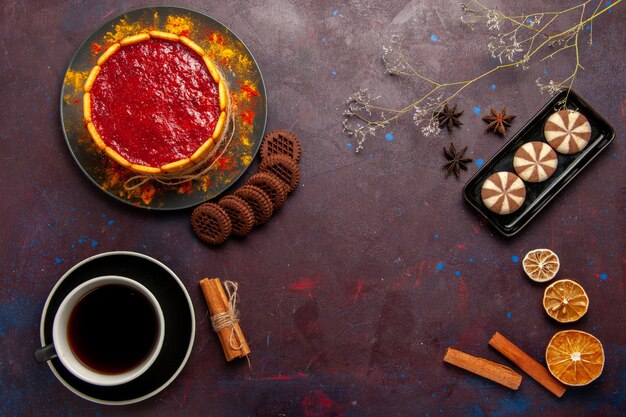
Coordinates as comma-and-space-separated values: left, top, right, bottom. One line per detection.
34, 343, 57, 363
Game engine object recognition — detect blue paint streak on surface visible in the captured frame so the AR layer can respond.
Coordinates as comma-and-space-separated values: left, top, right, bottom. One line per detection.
332, 8, 339, 16
511, 255, 519, 263
431, 34, 438, 42
0, 297, 33, 338
600, 273, 608, 281
475, 159, 484, 168
1, 377, 29, 416
473, 106, 481, 115
469, 405, 487, 417
385, 133, 394, 141
507, 312, 512, 319
493, 395, 531, 417
107, 219, 115, 225
436, 262, 444, 271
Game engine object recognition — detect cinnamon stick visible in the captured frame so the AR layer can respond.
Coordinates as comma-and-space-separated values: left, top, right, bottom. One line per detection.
444, 347, 522, 390
199, 278, 250, 361
489, 332, 566, 398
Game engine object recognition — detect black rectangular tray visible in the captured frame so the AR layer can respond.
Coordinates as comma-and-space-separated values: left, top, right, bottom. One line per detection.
462, 90, 615, 237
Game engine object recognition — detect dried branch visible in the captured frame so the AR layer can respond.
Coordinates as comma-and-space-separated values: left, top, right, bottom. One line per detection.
343, 0, 620, 152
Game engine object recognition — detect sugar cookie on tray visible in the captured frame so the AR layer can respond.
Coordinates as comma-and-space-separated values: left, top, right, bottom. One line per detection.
513, 141, 558, 183
481, 172, 526, 215
544, 110, 591, 154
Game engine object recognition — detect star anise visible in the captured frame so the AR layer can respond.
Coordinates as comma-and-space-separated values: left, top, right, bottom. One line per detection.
482, 107, 516, 136
443, 143, 473, 179
435, 103, 464, 131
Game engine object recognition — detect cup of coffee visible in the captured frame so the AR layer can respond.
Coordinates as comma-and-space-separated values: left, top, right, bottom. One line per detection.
35, 275, 165, 386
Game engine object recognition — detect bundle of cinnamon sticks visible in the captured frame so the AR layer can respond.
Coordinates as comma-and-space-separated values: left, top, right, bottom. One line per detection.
199, 278, 250, 361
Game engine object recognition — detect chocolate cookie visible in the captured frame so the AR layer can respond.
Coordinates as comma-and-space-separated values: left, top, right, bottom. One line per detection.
191, 203, 232, 245
259, 154, 300, 193
544, 110, 591, 154
260, 130, 302, 162
234, 185, 274, 225
481, 171, 526, 215
513, 141, 558, 183
247, 172, 288, 211
219, 195, 255, 237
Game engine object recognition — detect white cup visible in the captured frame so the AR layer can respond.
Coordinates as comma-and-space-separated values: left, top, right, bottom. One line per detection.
35, 276, 165, 386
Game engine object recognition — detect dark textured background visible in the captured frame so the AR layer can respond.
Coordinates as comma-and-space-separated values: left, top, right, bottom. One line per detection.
1, 1, 624, 416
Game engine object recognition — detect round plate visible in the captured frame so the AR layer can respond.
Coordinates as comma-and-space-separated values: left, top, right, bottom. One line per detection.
39, 252, 195, 405
61, 6, 267, 210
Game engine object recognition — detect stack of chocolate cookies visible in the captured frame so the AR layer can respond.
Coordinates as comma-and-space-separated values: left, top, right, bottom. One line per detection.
191, 130, 302, 245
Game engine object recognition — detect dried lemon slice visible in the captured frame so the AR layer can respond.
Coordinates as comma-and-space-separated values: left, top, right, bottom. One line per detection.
546, 330, 604, 386
543, 279, 589, 323
522, 248, 560, 282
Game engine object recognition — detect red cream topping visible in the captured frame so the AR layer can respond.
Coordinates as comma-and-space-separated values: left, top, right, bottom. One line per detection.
90, 39, 220, 167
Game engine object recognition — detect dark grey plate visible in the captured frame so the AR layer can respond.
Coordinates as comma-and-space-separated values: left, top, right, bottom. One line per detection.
60, 6, 267, 209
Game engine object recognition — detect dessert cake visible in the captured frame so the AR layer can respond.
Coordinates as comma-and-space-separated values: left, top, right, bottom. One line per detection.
83, 31, 228, 174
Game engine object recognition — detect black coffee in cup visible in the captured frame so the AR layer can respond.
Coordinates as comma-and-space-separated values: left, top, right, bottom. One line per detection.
67, 284, 158, 375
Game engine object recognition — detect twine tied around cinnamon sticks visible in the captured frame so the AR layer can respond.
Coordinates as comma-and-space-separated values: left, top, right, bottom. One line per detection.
209, 281, 243, 351
199, 278, 250, 362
